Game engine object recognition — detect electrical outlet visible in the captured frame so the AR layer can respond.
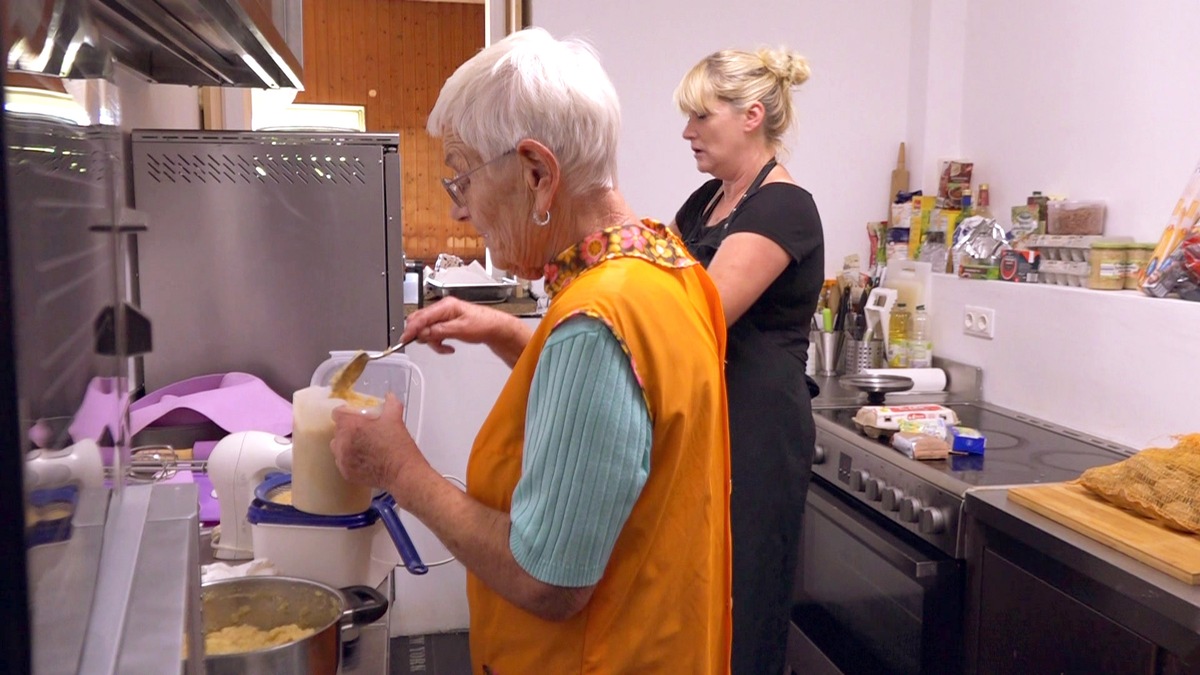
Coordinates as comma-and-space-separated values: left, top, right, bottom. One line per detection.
963, 305, 996, 339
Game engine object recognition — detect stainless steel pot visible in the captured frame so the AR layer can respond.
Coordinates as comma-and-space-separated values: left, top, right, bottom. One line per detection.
201, 576, 388, 675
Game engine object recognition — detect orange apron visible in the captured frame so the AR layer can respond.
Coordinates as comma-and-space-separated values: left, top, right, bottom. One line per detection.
466, 223, 731, 674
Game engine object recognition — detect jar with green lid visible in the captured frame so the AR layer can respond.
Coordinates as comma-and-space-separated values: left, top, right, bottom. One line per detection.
1088, 241, 1128, 290
1124, 242, 1156, 290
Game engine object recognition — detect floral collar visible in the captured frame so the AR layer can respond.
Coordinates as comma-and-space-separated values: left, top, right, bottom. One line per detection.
542, 219, 696, 298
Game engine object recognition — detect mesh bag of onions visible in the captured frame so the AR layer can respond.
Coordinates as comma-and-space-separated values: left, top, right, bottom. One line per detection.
1079, 434, 1200, 534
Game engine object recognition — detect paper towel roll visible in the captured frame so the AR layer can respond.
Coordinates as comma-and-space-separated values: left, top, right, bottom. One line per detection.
861, 367, 947, 393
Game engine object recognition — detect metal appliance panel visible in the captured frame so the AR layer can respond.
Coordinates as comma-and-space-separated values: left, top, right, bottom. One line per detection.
5, 113, 131, 674
8, 0, 303, 87
791, 480, 963, 675
132, 130, 403, 397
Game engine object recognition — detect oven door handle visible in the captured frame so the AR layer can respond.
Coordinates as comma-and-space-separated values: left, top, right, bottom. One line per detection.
809, 482, 957, 581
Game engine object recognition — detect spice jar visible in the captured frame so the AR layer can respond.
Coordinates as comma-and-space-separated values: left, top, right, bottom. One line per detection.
1088, 242, 1128, 290
1124, 243, 1156, 290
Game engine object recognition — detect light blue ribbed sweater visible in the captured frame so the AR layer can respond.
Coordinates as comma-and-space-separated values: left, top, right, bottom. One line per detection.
508, 317, 652, 587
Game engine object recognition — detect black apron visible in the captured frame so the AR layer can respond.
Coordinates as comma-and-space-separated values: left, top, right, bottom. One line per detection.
686, 159, 817, 675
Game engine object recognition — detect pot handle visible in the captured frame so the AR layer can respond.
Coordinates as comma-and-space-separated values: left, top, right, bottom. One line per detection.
374, 493, 429, 575
340, 584, 390, 626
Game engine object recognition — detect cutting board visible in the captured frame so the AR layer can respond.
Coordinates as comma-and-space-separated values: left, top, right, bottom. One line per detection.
1008, 482, 1200, 585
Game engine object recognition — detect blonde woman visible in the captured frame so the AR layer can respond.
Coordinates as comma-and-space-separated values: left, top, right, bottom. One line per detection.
670, 47, 825, 675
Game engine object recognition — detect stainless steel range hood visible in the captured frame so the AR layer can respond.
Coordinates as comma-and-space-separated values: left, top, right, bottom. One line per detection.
7, 0, 304, 89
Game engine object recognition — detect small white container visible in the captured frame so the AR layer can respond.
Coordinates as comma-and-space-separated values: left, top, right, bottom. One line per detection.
403, 272, 419, 304
252, 519, 380, 588
248, 473, 421, 589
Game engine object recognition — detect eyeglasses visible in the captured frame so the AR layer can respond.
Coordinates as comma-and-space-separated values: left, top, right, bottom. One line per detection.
441, 149, 515, 208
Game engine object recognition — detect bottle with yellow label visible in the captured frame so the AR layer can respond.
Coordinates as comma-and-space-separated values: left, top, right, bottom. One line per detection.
887, 303, 911, 367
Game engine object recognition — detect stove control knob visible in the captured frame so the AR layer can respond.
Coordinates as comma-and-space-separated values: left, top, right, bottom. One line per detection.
813, 444, 827, 465
900, 497, 924, 523
919, 507, 948, 534
865, 478, 886, 501
881, 487, 904, 511
849, 470, 871, 492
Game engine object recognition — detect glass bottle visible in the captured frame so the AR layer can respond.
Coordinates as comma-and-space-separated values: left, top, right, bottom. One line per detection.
976, 183, 994, 220
887, 303, 911, 368
908, 305, 933, 368
958, 188, 974, 220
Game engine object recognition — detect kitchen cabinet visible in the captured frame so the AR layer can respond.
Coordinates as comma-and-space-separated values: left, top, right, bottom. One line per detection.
974, 547, 1156, 674
964, 489, 1200, 675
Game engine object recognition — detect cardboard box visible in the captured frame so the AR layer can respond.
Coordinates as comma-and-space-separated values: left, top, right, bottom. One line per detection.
999, 249, 1040, 283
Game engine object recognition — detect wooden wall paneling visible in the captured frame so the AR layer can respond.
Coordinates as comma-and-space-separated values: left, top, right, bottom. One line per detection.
295, 0, 485, 262
363, 0, 381, 130
384, 0, 402, 131
302, 0, 320, 103
342, 0, 357, 106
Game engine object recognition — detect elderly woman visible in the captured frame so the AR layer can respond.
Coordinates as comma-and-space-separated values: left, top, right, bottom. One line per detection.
669, 48, 825, 675
330, 28, 732, 674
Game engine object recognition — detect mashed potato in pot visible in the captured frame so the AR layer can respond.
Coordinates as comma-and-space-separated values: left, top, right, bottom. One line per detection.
205, 623, 315, 655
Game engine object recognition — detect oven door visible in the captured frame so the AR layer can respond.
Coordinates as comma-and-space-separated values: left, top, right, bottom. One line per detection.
789, 477, 963, 675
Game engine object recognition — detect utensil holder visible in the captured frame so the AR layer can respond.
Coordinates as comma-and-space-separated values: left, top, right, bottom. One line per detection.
842, 337, 884, 375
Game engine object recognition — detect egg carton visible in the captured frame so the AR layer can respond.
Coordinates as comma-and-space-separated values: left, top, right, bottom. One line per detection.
1023, 234, 1103, 263
1037, 259, 1090, 287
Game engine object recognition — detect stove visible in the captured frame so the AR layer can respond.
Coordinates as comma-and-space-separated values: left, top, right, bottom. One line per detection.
811, 401, 1132, 558
790, 364, 1136, 675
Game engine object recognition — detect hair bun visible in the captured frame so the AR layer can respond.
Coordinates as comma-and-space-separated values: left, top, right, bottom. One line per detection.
757, 48, 811, 86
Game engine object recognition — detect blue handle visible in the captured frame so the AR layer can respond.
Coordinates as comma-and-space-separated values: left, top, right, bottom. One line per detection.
374, 494, 428, 575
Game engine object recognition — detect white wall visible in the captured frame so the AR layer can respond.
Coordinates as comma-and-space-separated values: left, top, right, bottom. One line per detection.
930, 277, 1200, 449
114, 66, 201, 130
960, 0, 1200, 241
932, 0, 1200, 448
536, 0, 1200, 449
536, 0, 916, 269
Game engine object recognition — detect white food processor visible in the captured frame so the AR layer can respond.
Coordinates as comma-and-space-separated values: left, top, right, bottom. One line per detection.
207, 430, 293, 560
247, 473, 427, 589
240, 351, 431, 588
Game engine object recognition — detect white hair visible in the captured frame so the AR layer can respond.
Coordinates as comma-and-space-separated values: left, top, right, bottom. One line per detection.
426, 27, 620, 194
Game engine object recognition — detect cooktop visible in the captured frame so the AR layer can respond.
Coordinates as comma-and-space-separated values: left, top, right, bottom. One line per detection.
814, 402, 1131, 489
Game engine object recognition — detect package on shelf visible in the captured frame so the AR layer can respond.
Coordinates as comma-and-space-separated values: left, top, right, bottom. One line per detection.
1024, 235, 1133, 286
1047, 200, 1106, 235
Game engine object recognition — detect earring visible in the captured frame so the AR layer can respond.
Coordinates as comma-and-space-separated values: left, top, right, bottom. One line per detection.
532, 210, 551, 227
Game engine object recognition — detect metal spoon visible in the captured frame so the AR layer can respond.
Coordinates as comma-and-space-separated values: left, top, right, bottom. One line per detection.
330, 337, 416, 399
